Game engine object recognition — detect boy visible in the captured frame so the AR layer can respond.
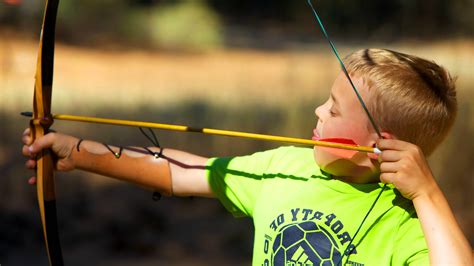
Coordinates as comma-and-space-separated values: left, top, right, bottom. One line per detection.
22, 49, 472, 265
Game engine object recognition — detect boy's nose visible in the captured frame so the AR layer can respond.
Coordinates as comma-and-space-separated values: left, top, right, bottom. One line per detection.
315, 106, 323, 120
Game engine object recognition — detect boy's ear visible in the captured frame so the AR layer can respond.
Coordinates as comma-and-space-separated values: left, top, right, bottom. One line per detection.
367, 131, 395, 160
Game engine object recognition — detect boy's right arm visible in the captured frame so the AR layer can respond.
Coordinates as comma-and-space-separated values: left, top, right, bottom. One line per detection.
377, 139, 472, 265
22, 129, 214, 198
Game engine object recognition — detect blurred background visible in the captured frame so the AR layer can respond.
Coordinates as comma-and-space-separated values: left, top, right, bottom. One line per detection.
1, 0, 473, 265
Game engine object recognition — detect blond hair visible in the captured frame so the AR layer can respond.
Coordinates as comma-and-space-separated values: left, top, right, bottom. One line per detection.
344, 49, 457, 156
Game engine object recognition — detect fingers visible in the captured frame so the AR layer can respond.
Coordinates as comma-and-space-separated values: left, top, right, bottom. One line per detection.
22, 128, 57, 152
379, 150, 401, 162
377, 139, 424, 165
379, 173, 395, 184
22, 128, 32, 145
377, 141, 403, 185
22, 133, 57, 167
25, 158, 36, 169
22, 144, 33, 157
377, 138, 412, 151
380, 161, 398, 173
22, 128, 55, 186
28, 176, 37, 185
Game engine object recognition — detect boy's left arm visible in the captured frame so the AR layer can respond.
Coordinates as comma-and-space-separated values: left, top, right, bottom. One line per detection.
377, 139, 472, 265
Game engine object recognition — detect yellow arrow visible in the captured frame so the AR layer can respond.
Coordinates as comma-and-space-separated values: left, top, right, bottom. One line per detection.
22, 112, 380, 154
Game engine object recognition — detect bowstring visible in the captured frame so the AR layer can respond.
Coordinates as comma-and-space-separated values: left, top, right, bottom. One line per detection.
306, 1, 386, 264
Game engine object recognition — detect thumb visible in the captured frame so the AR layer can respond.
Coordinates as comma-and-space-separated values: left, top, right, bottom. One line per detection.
29, 133, 56, 154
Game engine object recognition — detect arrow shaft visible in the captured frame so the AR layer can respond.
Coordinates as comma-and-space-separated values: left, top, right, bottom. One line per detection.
50, 114, 377, 153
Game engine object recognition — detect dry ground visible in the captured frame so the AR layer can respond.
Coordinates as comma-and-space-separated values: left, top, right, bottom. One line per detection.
1, 37, 473, 112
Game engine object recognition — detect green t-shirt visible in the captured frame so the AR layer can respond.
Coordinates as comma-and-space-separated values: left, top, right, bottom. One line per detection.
206, 146, 429, 266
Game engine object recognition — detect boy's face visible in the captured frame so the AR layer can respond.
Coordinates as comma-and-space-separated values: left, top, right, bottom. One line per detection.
313, 72, 380, 182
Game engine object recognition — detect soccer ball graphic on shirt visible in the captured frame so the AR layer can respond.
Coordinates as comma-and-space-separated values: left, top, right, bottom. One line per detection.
272, 221, 342, 266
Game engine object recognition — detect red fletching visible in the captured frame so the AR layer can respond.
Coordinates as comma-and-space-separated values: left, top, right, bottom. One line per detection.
319, 138, 358, 145
317, 138, 360, 159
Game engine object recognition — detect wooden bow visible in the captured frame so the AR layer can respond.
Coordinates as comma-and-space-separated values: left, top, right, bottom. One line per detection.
30, 0, 63, 265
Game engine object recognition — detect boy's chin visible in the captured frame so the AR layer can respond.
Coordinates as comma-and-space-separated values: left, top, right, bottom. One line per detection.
314, 148, 378, 183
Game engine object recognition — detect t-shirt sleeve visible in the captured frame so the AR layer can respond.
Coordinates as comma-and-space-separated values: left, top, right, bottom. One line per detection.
392, 211, 430, 265
206, 147, 289, 218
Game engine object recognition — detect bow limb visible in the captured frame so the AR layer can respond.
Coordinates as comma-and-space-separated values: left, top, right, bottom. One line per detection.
30, 0, 63, 265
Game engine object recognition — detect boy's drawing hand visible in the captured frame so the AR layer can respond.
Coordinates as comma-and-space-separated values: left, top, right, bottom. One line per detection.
22, 128, 78, 185
376, 139, 437, 201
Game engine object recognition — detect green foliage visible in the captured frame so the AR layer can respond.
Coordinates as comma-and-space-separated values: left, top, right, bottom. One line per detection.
147, 1, 223, 50
55, 0, 223, 50
58, 0, 130, 44
1, 0, 472, 47
119, 9, 150, 45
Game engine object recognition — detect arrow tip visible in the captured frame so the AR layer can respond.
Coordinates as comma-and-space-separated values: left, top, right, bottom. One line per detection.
21, 111, 33, 117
